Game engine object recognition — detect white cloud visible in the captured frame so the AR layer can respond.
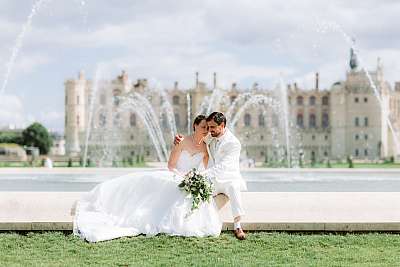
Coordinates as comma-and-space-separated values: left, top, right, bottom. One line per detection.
38, 110, 64, 132
0, 0, 400, 131
13, 53, 51, 74
0, 93, 28, 128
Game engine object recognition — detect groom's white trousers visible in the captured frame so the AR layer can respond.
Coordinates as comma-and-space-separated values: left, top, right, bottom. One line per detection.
212, 181, 244, 218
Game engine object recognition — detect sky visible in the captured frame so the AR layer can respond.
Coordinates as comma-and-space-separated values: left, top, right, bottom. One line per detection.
0, 0, 399, 133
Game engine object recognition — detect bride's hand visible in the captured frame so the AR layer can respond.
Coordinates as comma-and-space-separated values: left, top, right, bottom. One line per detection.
174, 134, 184, 145
171, 168, 183, 177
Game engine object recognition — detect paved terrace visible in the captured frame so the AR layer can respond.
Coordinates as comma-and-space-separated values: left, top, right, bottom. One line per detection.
1, 192, 399, 232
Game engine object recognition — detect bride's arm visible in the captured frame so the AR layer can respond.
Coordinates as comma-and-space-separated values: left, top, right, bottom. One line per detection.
168, 138, 184, 174
202, 144, 209, 169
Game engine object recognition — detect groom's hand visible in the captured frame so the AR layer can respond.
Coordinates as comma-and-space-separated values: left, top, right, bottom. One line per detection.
174, 134, 184, 145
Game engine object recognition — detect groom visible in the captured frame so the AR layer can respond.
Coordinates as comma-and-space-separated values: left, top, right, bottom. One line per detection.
175, 112, 247, 240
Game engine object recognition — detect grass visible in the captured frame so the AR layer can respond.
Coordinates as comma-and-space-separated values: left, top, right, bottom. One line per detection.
0, 162, 29, 167
0, 232, 399, 266
262, 162, 400, 168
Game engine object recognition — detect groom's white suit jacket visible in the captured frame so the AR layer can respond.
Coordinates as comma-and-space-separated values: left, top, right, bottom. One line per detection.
203, 128, 247, 191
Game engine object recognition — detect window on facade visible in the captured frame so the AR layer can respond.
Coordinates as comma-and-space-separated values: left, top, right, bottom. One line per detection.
173, 95, 180, 105
272, 114, 279, 127
76, 115, 80, 126
312, 135, 315, 140
322, 96, 329, 105
230, 96, 237, 103
325, 135, 328, 140
365, 134, 368, 140
113, 89, 121, 107
77, 95, 80, 105
309, 114, 316, 128
309, 96, 316, 106
322, 113, 329, 128
364, 117, 369, 127
65, 95, 68, 105
355, 117, 359, 127
296, 96, 304, 105
355, 149, 359, 156
377, 141, 382, 155
260, 151, 265, 156
354, 97, 359, 103
258, 114, 265, 127
113, 113, 121, 127
130, 113, 136, 127
355, 134, 359, 140
296, 114, 304, 128
162, 114, 168, 129
99, 114, 106, 127
244, 113, 251, 127
130, 135, 134, 140
100, 94, 106, 105
175, 113, 180, 128
364, 149, 368, 156
131, 151, 135, 156
364, 97, 368, 103
260, 135, 264, 140
324, 151, 328, 157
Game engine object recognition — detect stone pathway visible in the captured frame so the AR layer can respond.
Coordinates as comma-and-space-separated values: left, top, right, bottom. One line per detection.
1, 192, 399, 231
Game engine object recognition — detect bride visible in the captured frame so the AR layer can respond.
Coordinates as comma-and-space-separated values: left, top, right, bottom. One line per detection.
73, 115, 222, 242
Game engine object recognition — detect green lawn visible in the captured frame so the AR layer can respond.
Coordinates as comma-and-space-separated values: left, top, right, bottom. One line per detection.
310, 163, 400, 168
0, 232, 399, 266
262, 162, 400, 168
0, 162, 29, 167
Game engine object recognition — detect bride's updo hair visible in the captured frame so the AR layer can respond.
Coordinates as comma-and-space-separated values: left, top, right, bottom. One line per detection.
193, 114, 207, 131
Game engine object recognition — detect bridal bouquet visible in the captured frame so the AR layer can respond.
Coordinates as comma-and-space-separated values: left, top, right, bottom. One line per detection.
178, 168, 213, 215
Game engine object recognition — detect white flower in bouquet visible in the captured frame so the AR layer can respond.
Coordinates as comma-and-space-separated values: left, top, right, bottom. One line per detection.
178, 168, 213, 216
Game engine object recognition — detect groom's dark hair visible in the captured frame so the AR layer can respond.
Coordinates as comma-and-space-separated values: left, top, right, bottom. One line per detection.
207, 112, 226, 126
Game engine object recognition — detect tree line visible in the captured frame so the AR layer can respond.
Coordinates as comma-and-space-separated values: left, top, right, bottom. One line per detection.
0, 122, 53, 155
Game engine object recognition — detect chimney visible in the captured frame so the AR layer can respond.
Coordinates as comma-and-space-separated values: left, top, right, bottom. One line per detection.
315, 72, 319, 90
213, 72, 217, 89
395, 82, 400, 92
195, 72, 199, 87
253, 82, 258, 90
78, 70, 85, 80
120, 70, 128, 83
232, 82, 237, 90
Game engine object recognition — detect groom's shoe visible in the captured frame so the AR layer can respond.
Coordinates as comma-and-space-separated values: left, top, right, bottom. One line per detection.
234, 228, 246, 240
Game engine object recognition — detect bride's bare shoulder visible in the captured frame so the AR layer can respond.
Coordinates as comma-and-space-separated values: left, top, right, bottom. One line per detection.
173, 135, 189, 150
180, 135, 191, 147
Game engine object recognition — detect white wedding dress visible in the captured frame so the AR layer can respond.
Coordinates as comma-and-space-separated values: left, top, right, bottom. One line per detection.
73, 151, 222, 242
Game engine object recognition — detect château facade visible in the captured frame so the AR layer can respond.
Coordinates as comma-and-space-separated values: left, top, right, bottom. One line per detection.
65, 52, 400, 164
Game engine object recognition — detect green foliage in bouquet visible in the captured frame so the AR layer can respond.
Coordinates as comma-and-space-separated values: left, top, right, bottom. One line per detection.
178, 168, 213, 215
